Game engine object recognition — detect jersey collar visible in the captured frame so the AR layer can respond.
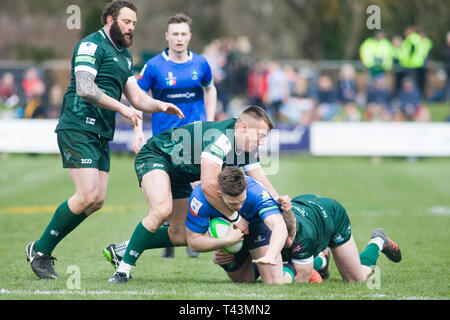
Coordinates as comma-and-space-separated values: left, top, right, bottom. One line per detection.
162, 48, 193, 62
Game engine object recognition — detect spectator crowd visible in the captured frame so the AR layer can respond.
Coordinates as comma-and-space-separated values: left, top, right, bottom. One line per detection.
1, 27, 449, 125
202, 28, 450, 125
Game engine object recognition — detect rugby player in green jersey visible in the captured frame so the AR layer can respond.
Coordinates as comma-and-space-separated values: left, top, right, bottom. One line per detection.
26, 0, 183, 280
108, 106, 292, 283
280, 194, 401, 283
214, 194, 402, 284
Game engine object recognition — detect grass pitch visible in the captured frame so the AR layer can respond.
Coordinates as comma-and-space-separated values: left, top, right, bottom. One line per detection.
0, 153, 449, 300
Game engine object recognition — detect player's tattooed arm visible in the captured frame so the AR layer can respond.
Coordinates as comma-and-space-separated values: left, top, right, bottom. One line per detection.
75, 71, 103, 104
74, 70, 142, 127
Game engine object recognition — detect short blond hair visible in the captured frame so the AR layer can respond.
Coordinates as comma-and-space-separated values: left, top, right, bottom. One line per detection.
167, 13, 192, 27
238, 106, 274, 130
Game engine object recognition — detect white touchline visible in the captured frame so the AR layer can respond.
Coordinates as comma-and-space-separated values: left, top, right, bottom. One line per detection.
0, 289, 434, 300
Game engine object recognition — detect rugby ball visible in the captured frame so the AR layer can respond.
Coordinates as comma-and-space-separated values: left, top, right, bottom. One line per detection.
208, 217, 243, 254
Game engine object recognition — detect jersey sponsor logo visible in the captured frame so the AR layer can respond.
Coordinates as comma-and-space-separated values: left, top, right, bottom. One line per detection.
293, 206, 307, 217
210, 144, 224, 158
152, 163, 164, 168
166, 92, 196, 99
261, 191, 270, 201
189, 197, 203, 217
332, 233, 344, 244
86, 117, 96, 125
191, 69, 199, 80
165, 72, 177, 86
75, 55, 96, 64
64, 151, 72, 160
128, 250, 140, 258
136, 162, 145, 171
81, 158, 93, 164
291, 239, 304, 254
306, 200, 328, 218
253, 234, 266, 243
78, 42, 97, 56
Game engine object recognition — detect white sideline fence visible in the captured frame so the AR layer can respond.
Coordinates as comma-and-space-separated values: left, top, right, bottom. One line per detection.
1, 119, 450, 157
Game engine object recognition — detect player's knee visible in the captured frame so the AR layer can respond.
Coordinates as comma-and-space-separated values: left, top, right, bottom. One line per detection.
152, 201, 172, 219
91, 197, 105, 212
142, 204, 172, 232
78, 188, 100, 210
343, 273, 367, 283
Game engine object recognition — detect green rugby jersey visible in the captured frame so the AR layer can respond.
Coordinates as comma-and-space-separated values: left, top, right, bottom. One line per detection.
141, 117, 260, 182
282, 194, 348, 262
56, 28, 135, 140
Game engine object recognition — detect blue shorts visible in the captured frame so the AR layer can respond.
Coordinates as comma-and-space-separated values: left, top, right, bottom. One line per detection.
220, 221, 271, 273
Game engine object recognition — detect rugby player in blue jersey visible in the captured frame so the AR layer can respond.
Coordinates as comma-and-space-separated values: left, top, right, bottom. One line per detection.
132, 12, 216, 152
185, 166, 288, 284
131, 13, 217, 258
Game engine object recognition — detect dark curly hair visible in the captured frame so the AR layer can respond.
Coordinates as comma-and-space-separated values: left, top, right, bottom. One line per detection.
101, 0, 138, 25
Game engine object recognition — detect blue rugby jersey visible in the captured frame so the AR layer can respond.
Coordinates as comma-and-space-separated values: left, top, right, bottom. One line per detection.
137, 48, 213, 135
185, 176, 281, 234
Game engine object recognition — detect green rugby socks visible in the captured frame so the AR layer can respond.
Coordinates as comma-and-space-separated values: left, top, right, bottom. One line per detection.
314, 255, 326, 271
122, 222, 173, 266
283, 263, 296, 283
34, 200, 87, 255
359, 243, 381, 268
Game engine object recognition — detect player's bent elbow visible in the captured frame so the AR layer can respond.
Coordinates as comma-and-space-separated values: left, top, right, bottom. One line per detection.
186, 236, 203, 252
186, 239, 197, 251
187, 243, 198, 252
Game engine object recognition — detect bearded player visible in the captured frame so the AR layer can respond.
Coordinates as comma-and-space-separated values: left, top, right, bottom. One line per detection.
26, 0, 183, 280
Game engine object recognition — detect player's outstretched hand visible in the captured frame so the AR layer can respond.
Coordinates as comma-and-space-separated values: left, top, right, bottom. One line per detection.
277, 195, 292, 212
252, 255, 277, 266
212, 250, 234, 265
159, 101, 185, 119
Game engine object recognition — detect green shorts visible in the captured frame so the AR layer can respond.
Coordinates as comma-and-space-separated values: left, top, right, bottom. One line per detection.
324, 197, 352, 248
56, 129, 110, 172
292, 194, 352, 250
134, 147, 192, 199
